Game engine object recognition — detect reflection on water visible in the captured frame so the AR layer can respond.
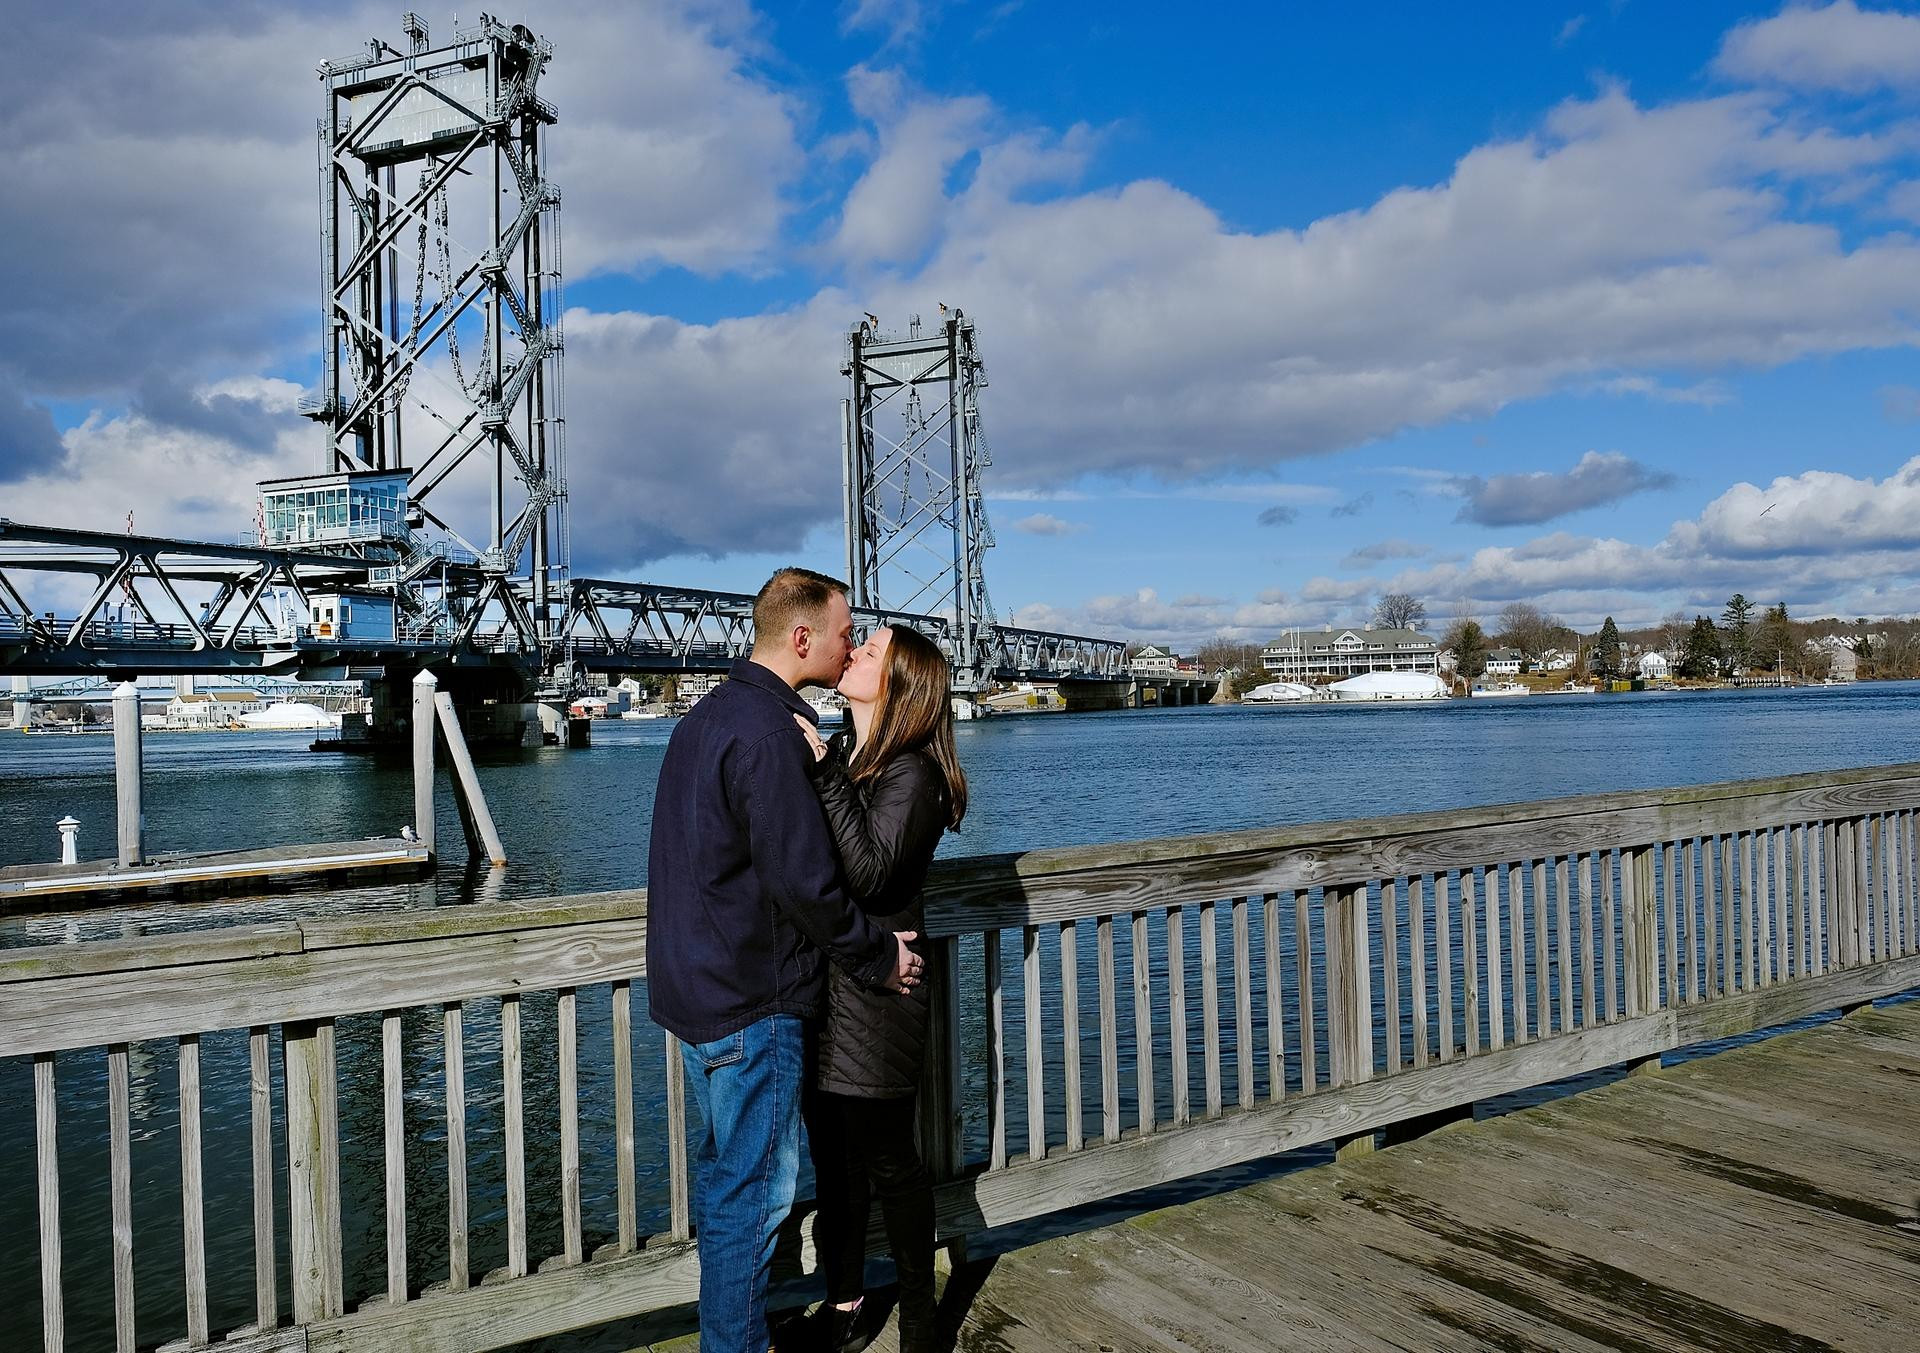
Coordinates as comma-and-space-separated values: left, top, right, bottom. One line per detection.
3, 682, 1918, 1346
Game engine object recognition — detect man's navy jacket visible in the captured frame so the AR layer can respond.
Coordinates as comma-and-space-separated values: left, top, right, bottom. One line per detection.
646, 658, 896, 1044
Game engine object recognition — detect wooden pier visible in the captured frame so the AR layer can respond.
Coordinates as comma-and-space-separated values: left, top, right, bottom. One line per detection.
0, 837, 431, 910
4, 761, 1920, 1351
868, 999, 1920, 1352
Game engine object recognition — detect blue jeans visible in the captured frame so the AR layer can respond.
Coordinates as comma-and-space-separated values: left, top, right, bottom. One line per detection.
681, 1013, 806, 1353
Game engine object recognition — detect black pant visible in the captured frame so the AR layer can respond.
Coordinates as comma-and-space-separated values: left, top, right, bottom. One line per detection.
808, 1088, 935, 1348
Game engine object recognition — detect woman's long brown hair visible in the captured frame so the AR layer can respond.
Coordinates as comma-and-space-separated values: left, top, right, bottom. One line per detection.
849, 625, 968, 830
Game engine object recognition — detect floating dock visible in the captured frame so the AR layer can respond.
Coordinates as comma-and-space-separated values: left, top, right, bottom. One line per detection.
0, 837, 431, 911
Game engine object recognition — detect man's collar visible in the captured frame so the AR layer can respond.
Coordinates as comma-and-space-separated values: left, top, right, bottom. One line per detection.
729, 657, 818, 721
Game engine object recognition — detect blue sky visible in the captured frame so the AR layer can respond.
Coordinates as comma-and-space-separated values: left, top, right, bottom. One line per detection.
6, 1, 1920, 645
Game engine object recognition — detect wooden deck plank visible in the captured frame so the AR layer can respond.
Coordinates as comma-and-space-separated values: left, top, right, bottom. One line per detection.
933, 997, 1920, 1352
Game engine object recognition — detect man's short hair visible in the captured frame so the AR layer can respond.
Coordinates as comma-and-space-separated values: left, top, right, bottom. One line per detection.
752, 567, 849, 646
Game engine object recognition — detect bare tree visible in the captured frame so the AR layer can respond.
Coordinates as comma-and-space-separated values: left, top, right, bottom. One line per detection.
1657, 609, 1690, 660
1496, 601, 1557, 667
1373, 592, 1427, 630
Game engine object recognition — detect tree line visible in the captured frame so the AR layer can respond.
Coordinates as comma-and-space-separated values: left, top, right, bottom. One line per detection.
1197, 590, 1920, 692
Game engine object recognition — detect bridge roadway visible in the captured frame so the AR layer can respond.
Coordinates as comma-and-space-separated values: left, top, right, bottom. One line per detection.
728, 1001, 1920, 1353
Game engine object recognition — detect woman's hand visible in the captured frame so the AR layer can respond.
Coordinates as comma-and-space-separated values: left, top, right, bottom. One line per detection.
793, 712, 829, 762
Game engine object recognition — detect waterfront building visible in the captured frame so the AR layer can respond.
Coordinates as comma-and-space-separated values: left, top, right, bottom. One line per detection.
679, 673, 723, 704
166, 690, 264, 729
1485, 647, 1524, 675
1129, 645, 1180, 676
1638, 651, 1672, 680
1261, 624, 1439, 679
1814, 637, 1859, 680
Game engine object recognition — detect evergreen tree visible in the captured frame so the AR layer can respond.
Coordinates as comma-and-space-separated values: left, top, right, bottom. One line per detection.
1594, 616, 1623, 679
1752, 603, 1793, 676
1721, 593, 1754, 675
1442, 618, 1491, 682
1678, 615, 1722, 679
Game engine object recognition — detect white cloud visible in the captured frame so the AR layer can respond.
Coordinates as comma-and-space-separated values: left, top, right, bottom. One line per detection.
1716, 1, 1920, 93
1009, 512, 1085, 536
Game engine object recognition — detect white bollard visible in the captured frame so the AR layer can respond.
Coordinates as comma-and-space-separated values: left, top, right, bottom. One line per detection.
412, 670, 438, 855
56, 816, 79, 865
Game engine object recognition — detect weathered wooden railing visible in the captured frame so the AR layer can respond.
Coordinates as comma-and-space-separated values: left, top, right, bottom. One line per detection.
6, 763, 1920, 1351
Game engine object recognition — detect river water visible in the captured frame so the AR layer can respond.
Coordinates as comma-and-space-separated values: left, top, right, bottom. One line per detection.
3, 682, 1917, 1347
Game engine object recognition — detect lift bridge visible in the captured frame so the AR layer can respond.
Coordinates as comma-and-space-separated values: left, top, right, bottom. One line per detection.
0, 15, 1133, 724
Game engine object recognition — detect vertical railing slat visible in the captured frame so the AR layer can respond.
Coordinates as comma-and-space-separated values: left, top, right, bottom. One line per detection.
1095, 919, 1119, 1145
35, 1052, 62, 1353
1662, 843, 1680, 1009
444, 1003, 469, 1289
1295, 890, 1318, 1087
1168, 907, 1190, 1122
1200, 900, 1222, 1118
1462, 867, 1482, 1056
1024, 925, 1047, 1162
285, 1019, 343, 1322
381, 1013, 408, 1306
1232, 899, 1254, 1106
1265, 894, 1289, 1092
1553, 856, 1574, 1029
1601, 850, 1620, 1020
940, 936, 966, 1172
558, 988, 582, 1265
111, 1043, 137, 1352
1436, 873, 1454, 1061
1484, 866, 1503, 1051
988, 928, 1008, 1167
612, 982, 637, 1254
502, 994, 527, 1277
1325, 885, 1373, 1088
1059, 921, 1082, 1151
1579, 854, 1598, 1027
1134, 910, 1159, 1132
1382, 880, 1403, 1073
1760, 829, 1777, 987
1505, 863, 1526, 1044
1531, 860, 1551, 1039
665, 1030, 691, 1242
1728, 832, 1743, 990
1411, 877, 1431, 1068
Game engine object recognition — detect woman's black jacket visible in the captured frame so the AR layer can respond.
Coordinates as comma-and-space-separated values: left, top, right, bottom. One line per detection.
810, 729, 950, 1098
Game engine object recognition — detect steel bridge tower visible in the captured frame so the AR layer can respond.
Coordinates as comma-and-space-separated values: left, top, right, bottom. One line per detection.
842, 311, 999, 686
305, 13, 567, 645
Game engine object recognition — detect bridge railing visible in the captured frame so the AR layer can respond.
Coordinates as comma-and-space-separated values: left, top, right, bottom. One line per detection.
5, 764, 1918, 1351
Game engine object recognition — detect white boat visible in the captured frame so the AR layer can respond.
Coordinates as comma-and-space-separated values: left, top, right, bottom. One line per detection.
951, 697, 981, 721
239, 701, 342, 731
1328, 671, 1449, 702
809, 693, 848, 725
1243, 681, 1321, 704
1469, 682, 1530, 698
621, 705, 670, 720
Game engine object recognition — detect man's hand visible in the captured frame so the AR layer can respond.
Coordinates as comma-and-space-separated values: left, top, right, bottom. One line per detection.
883, 930, 925, 994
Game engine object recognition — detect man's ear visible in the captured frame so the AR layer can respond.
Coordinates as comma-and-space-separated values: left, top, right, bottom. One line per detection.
792, 623, 812, 659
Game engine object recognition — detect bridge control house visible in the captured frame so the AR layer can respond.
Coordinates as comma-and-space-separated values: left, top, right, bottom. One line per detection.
257, 470, 413, 552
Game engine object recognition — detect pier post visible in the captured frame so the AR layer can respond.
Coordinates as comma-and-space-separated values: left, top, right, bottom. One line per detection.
113, 681, 143, 867
56, 817, 78, 865
412, 671, 437, 856
435, 692, 509, 866
1325, 884, 1378, 1159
